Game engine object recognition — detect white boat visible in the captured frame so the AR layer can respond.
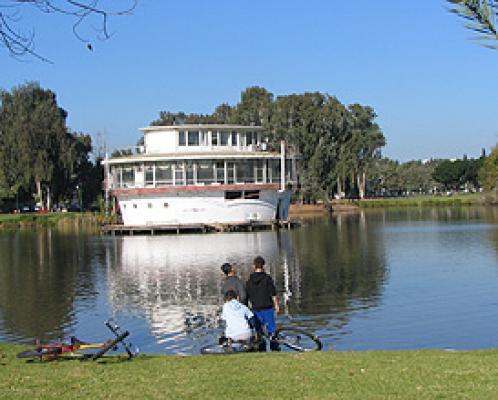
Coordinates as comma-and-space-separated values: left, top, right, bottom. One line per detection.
103, 125, 296, 227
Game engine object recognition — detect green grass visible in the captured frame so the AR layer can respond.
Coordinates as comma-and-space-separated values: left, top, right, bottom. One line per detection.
0, 212, 110, 229
346, 193, 484, 208
2, 344, 498, 399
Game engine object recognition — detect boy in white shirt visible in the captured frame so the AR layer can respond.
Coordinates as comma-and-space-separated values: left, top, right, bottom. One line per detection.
221, 290, 255, 342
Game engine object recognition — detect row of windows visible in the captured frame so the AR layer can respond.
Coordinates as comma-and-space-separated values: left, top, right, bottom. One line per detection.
122, 202, 169, 209
110, 159, 292, 189
178, 131, 260, 147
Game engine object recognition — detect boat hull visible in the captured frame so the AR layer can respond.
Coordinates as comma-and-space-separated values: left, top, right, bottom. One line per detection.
114, 189, 290, 226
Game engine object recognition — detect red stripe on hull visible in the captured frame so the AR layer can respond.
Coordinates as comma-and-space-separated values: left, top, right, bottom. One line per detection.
111, 183, 280, 197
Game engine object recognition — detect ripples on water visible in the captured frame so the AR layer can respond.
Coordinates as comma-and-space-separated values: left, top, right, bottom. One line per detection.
0, 206, 497, 354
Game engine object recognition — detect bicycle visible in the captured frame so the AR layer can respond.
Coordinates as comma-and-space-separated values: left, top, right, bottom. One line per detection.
16, 320, 139, 362
200, 326, 322, 354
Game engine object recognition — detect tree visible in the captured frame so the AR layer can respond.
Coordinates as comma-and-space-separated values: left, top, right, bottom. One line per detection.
0, 0, 136, 61
448, 0, 498, 49
479, 144, 498, 199
231, 87, 274, 127
149, 87, 387, 203
0, 82, 99, 209
340, 104, 385, 199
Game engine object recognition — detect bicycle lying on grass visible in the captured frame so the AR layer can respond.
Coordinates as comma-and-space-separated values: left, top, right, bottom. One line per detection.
200, 327, 322, 355
16, 320, 139, 362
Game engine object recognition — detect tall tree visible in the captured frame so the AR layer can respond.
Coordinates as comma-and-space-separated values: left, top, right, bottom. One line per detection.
0, 82, 98, 209
337, 104, 385, 199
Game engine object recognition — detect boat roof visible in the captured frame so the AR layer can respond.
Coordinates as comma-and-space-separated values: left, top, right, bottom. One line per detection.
140, 125, 265, 133
104, 151, 283, 165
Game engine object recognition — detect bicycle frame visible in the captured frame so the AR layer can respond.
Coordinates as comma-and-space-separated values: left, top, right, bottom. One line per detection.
17, 320, 138, 361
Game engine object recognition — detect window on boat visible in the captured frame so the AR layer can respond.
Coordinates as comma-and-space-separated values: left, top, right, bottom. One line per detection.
211, 131, 218, 146
179, 131, 186, 146
235, 160, 255, 183
200, 131, 208, 146
186, 162, 195, 184
175, 163, 185, 185
255, 160, 265, 183
145, 165, 154, 186
122, 167, 134, 188
271, 159, 281, 182
247, 131, 257, 146
244, 190, 260, 199
226, 162, 235, 184
188, 131, 200, 146
147, 203, 153, 208
231, 131, 237, 146
197, 161, 213, 184
225, 191, 243, 200
220, 131, 230, 146
110, 166, 120, 188
215, 161, 224, 183
156, 162, 173, 186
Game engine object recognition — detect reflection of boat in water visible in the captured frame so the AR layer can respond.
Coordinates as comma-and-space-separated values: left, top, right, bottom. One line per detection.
107, 232, 283, 346
105, 214, 388, 353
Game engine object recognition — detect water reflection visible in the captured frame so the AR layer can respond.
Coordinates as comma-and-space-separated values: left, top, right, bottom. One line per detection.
0, 230, 99, 342
106, 218, 388, 352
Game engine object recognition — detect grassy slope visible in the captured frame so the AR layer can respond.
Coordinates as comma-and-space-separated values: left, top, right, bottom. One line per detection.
1, 344, 498, 399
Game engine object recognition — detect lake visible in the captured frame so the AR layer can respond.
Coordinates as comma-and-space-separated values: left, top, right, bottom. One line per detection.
0, 206, 497, 354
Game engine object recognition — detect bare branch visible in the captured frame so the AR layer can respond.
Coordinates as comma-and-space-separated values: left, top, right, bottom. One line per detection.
0, 0, 136, 62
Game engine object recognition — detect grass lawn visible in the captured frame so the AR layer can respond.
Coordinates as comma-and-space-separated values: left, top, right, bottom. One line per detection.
0, 212, 106, 229
1, 344, 498, 399
351, 193, 484, 208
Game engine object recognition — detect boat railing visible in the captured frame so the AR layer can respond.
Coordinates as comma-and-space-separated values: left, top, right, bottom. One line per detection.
110, 146, 145, 158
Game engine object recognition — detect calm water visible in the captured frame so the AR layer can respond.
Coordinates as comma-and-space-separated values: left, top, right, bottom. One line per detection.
0, 207, 497, 354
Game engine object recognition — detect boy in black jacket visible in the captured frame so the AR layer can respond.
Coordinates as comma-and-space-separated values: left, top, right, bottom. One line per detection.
246, 256, 280, 351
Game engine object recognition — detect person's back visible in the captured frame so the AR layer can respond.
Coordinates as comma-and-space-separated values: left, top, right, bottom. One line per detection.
246, 271, 276, 311
245, 256, 280, 351
221, 290, 254, 341
220, 263, 247, 305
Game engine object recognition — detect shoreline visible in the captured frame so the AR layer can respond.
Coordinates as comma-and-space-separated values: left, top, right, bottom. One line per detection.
289, 193, 491, 216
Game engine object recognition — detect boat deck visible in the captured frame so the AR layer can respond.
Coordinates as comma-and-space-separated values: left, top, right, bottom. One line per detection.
102, 220, 300, 235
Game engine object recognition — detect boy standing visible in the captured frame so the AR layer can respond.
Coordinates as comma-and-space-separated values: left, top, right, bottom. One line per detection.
221, 262, 247, 305
221, 290, 255, 342
245, 256, 280, 351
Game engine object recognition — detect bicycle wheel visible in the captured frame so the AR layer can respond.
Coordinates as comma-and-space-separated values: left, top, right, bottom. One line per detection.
275, 328, 322, 352
17, 347, 61, 359
200, 342, 250, 355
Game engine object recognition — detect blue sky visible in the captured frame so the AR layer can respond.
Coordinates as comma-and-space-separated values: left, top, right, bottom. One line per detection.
1, 0, 497, 161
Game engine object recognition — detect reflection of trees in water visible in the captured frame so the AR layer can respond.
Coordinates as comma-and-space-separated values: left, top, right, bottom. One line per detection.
284, 212, 388, 317
0, 230, 98, 341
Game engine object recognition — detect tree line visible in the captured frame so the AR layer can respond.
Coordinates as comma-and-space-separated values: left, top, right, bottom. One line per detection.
152, 86, 497, 202
152, 87, 386, 202
0, 82, 102, 211
1, 83, 495, 211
